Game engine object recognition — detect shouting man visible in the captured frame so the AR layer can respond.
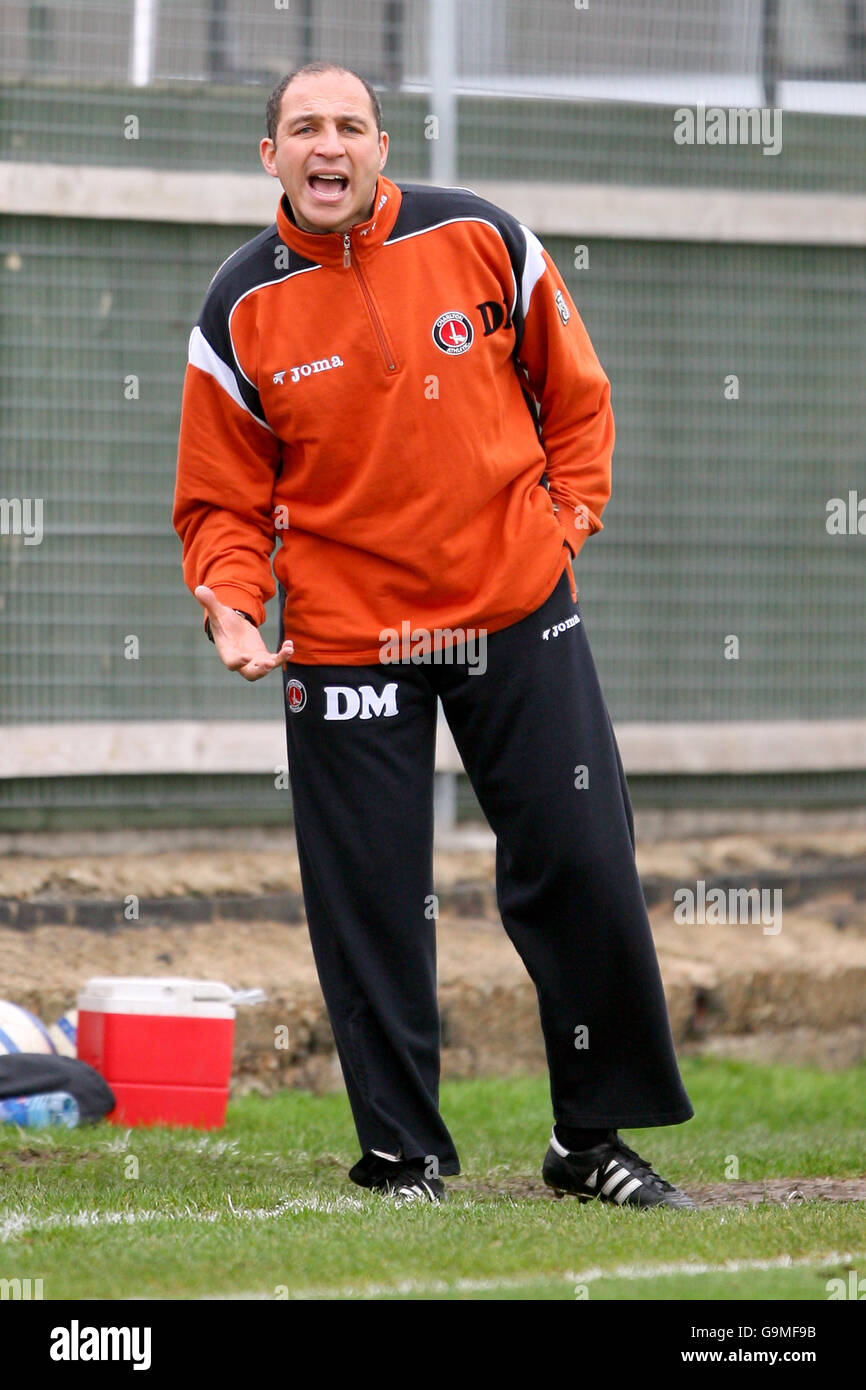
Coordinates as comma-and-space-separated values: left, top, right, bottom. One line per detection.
173, 63, 694, 1207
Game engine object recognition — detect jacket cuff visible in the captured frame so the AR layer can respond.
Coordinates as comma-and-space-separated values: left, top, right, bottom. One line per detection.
553, 501, 602, 561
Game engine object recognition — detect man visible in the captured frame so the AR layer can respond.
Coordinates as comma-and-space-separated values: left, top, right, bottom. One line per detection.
173, 62, 694, 1207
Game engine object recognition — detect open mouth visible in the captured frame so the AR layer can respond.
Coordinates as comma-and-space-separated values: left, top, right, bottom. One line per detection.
307, 173, 349, 202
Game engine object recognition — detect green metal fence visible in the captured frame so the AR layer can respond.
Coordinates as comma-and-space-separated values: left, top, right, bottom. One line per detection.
1, 0, 864, 826
2, 216, 863, 724
2, 83, 864, 192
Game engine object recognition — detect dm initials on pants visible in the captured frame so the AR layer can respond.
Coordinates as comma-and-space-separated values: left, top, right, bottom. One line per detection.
323, 683, 399, 720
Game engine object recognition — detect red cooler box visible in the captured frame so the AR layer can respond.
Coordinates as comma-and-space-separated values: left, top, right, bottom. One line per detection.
77, 977, 239, 1128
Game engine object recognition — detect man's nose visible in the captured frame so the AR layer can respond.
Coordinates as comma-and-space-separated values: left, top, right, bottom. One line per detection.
314, 123, 346, 158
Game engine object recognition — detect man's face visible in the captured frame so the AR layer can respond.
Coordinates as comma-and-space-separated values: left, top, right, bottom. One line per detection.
260, 70, 388, 235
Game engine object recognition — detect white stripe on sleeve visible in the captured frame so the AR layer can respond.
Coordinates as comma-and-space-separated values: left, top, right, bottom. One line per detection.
187, 325, 273, 433
519, 224, 547, 318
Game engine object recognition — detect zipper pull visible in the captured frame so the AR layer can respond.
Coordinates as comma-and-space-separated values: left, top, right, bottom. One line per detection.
343, 233, 351, 268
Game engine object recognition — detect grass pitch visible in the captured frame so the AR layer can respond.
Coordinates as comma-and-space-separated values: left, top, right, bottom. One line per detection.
0, 1058, 864, 1302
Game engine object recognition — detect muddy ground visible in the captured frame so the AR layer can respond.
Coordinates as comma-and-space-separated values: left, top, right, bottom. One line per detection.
450, 1177, 866, 1206
1, 826, 865, 1089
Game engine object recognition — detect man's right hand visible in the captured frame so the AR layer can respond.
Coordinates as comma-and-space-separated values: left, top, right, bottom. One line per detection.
194, 585, 294, 682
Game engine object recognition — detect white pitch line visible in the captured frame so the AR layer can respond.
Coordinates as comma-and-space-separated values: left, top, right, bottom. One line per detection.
0, 1193, 365, 1243
569, 1250, 866, 1284
201, 1273, 565, 1300
3, 1192, 862, 1299
198, 1250, 866, 1300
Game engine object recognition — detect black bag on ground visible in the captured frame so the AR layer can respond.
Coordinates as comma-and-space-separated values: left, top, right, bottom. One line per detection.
0, 1054, 115, 1123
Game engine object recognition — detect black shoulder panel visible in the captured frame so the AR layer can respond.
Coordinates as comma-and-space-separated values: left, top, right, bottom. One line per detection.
196, 224, 317, 424
390, 183, 531, 349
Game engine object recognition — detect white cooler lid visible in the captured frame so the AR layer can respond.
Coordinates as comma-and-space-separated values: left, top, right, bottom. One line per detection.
78, 976, 238, 1019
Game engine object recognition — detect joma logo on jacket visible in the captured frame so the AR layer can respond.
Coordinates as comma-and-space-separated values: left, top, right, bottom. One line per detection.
274, 355, 345, 385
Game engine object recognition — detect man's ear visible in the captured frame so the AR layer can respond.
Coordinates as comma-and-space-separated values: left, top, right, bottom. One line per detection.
260, 137, 278, 177
378, 130, 389, 172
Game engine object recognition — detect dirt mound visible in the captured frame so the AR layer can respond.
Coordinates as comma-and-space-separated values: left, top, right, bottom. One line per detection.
1, 828, 865, 1084
451, 1177, 866, 1206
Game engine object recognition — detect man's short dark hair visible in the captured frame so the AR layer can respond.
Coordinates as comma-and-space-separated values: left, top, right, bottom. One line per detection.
266, 63, 382, 144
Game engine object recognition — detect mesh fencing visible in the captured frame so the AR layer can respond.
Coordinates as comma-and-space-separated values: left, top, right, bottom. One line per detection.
1, 1, 865, 187
2, 0, 865, 89
2, 219, 863, 723
3, 86, 865, 191
1, 0, 865, 822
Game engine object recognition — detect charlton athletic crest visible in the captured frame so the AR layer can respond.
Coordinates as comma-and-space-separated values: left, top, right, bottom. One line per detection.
432, 311, 474, 355
286, 679, 307, 713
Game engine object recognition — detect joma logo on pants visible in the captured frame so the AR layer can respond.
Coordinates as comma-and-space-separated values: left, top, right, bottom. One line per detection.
542, 614, 581, 640
323, 684, 399, 720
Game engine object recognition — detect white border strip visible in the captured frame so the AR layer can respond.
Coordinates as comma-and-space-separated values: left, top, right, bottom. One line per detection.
2, 163, 865, 244
1, 719, 865, 778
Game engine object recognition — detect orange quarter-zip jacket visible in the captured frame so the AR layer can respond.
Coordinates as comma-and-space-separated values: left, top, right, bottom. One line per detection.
173, 175, 614, 662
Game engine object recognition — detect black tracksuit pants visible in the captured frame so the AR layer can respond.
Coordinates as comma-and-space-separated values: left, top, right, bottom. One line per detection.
280, 568, 693, 1180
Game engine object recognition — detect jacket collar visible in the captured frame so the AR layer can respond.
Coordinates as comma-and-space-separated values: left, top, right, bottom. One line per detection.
275, 174, 403, 268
